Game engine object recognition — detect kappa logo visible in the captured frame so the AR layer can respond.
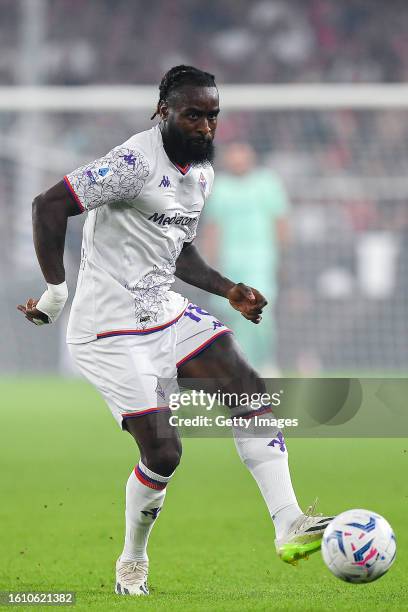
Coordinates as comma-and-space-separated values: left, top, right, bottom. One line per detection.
122, 153, 137, 169
159, 175, 171, 188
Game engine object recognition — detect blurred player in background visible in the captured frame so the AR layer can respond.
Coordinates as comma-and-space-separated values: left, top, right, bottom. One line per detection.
18, 65, 332, 596
203, 142, 290, 374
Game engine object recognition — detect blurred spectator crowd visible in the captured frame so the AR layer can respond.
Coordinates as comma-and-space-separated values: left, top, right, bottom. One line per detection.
1, 0, 408, 85
1, 0, 408, 373
1, 107, 407, 373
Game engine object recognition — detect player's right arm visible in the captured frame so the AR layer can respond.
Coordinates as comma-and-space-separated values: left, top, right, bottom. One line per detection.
18, 144, 150, 326
17, 180, 82, 325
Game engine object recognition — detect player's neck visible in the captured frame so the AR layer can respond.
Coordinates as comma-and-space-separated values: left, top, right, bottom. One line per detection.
161, 131, 190, 167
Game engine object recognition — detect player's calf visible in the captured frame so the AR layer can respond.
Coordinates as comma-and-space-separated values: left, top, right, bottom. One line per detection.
115, 413, 181, 595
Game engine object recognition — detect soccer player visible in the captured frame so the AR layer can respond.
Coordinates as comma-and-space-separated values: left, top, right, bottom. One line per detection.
18, 66, 333, 596
203, 141, 290, 373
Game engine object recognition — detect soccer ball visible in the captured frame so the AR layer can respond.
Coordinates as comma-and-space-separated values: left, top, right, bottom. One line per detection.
321, 509, 396, 583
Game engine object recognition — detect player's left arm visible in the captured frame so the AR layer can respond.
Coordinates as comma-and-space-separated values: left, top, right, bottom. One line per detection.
175, 242, 267, 324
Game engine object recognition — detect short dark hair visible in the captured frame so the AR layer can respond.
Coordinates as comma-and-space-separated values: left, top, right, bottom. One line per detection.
151, 65, 217, 119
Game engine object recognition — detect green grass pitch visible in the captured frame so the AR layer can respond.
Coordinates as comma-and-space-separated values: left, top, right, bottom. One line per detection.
0, 378, 407, 611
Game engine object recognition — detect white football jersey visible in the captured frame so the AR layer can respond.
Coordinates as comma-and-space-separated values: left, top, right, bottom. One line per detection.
64, 124, 214, 344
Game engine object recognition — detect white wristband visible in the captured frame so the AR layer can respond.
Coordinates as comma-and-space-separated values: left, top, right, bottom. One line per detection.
35, 281, 68, 324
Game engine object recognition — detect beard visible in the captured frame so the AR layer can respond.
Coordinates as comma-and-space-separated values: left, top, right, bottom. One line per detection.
161, 121, 215, 166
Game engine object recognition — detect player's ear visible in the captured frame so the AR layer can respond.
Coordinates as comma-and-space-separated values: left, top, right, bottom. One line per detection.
159, 101, 169, 121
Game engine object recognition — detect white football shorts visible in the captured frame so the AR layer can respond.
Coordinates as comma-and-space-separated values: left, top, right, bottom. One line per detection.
68, 302, 231, 428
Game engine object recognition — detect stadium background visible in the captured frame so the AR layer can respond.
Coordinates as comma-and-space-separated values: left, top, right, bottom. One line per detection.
1, 0, 408, 374
1, 2, 407, 610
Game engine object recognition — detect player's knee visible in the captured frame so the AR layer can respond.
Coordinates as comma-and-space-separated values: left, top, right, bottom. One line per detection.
224, 365, 267, 402
238, 362, 263, 384
217, 364, 267, 409
142, 439, 182, 476
208, 335, 266, 393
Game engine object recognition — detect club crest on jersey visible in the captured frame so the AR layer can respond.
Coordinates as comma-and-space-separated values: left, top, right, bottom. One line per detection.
199, 172, 207, 194
159, 175, 171, 188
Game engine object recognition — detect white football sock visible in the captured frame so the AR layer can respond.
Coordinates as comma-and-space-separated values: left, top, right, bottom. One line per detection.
233, 407, 302, 540
120, 461, 173, 562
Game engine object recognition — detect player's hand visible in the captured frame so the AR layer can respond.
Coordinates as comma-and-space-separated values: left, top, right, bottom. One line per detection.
226, 283, 267, 324
17, 298, 50, 325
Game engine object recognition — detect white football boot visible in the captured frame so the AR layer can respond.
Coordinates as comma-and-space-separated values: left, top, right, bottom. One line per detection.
275, 499, 335, 565
115, 557, 149, 595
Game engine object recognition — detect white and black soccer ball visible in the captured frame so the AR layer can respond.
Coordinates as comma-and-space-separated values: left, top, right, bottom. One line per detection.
321, 509, 396, 583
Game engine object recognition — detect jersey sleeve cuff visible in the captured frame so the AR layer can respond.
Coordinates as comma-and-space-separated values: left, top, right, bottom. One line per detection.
63, 175, 85, 212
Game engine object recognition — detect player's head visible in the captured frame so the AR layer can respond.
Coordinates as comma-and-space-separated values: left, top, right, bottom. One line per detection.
152, 65, 219, 165
223, 142, 256, 175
